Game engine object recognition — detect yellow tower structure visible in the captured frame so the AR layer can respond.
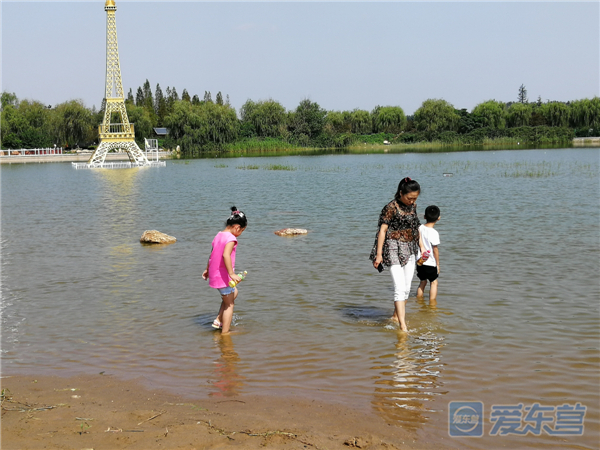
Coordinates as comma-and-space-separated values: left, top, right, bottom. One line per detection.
88, 0, 149, 166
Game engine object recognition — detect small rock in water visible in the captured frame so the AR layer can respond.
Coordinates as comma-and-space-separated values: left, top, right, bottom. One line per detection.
274, 228, 308, 236
140, 230, 177, 244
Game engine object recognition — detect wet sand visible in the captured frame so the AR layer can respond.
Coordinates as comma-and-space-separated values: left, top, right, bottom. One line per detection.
0, 374, 453, 450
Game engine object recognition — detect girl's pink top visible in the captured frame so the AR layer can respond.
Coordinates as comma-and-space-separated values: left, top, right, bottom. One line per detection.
208, 231, 237, 289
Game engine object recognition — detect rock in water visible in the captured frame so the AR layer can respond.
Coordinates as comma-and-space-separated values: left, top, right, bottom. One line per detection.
140, 230, 177, 244
274, 228, 308, 236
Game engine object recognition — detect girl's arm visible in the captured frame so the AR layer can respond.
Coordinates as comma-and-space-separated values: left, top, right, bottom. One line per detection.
222, 241, 241, 283
202, 258, 210, 280
433, 245, 440, 274
374, 224, 388, 267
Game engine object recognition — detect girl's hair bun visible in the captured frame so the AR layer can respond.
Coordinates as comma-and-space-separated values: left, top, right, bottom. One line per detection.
226, 206, 248, 227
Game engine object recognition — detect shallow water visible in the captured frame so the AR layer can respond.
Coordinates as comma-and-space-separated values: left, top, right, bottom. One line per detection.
1, 149, 598, 448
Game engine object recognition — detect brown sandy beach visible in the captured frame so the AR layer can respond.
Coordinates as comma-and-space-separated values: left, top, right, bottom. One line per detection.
1, 374, 453, 450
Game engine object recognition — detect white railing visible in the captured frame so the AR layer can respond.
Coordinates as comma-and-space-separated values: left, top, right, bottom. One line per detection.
0, 148, 64, 157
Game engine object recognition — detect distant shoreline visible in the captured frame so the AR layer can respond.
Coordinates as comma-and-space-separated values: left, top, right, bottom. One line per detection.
0, 152, 170, 164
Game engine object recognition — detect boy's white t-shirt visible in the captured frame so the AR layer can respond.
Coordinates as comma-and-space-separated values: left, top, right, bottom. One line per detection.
419, 224, 440, 267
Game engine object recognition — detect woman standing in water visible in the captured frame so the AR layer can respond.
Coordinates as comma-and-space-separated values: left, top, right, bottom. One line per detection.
370, 177, 425, 332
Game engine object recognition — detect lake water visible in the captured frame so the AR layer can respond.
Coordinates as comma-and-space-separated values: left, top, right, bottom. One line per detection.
1, 148, 598, 449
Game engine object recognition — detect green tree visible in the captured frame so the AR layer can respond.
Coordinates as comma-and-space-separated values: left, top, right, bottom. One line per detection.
506, 102, 532, 127
191, 94, 200, 105
288, 99, 326, 144
413, 99, 460, 133
350, 109, 372, 134
539, 102, 570, 127
52, 100, 96, 148
135, 87, 144, 107
181, 89, 191, 103
126, 88, 135, 105
240, 99, 287, 138
569, 97, 600, 128
372, 106, 406, 133
1, 91, 18, 109
203, 91, 212, 103
126, 103, 154, 145
164, 101, 239, 155
518, 84, 528, 104
472, 100, 506, 129
1, 99, 56, 149
216, 92, 224, 106
325, 110, 352, 134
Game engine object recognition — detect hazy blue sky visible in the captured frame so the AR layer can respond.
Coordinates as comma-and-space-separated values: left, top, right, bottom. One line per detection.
2, 1, 599, 115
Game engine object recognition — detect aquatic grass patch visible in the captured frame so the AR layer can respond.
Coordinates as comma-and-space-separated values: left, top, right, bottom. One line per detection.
214, 163, 228, 168
264, 164, 296, 171
236, 164, 260, 170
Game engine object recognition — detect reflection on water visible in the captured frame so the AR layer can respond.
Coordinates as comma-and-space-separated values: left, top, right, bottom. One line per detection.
210, 333, 245, 397
1, 149, 598, 449
371, 302, 446, 429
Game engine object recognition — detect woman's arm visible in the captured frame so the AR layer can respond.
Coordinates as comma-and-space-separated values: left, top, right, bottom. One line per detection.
223, 241, 241, 283
374, 224, 388, 268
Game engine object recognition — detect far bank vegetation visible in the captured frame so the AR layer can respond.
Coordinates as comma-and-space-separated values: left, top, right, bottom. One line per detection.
1, 83, 599, 157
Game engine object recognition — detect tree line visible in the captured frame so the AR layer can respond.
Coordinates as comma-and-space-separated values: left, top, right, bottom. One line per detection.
1, 83, 599, 157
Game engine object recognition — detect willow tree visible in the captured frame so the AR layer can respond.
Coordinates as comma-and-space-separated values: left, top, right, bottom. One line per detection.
372, 106, 406, 133
350, 109, 372, 134
325, 110, 352, 134
569, 97, 600, 128
164, 100, 239, 155
539, 102, 570, 128
240, 99, 287, 138
506, 102, 532, 127
52, 100, 96, 148
472, 100, 506, 129
413, 99, 460, 133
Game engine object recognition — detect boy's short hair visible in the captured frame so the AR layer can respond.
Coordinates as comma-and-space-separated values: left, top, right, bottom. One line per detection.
424, 205, 440, 223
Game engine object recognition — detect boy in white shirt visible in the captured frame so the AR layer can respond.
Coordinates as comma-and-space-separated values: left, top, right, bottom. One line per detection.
416, 205, 441, 303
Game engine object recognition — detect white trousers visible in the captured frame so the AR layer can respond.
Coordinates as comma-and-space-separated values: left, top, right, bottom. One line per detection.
390, 256, 416, 302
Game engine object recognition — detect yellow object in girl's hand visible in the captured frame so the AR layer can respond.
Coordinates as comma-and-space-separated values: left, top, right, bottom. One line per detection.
228, 271, 248, 288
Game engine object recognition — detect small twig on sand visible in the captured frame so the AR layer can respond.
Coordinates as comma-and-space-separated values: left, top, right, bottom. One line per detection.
196, 420, 321, 449
137, 410, 165, 426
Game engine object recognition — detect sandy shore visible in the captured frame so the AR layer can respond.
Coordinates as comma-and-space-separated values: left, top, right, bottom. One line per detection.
0, 373, 454, 450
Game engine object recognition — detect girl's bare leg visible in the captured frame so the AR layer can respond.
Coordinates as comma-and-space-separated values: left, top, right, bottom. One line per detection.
216, 288, 238, 325
220, 288, 238, 334
394, 300, 408, 332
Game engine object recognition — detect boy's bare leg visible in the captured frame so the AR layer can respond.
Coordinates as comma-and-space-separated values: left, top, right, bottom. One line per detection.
429, 280, 438, 302
394, 300, 408, 332
417, 280, 427, 298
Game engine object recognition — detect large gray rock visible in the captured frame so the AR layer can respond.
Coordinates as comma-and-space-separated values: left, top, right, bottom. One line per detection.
140, 230, 177, 244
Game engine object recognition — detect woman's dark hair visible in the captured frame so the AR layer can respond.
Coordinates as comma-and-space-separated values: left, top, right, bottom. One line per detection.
395, 177, 420, 201
226, 206, 248, 228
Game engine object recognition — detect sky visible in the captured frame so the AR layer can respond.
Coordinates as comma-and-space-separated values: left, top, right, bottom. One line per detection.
2, 1, 599, 115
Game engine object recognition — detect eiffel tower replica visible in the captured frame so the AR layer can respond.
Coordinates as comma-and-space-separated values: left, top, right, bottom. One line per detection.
87, 0, 149, 167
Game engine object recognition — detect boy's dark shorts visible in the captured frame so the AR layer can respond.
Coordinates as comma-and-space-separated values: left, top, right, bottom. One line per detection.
416, 264, 439, 282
